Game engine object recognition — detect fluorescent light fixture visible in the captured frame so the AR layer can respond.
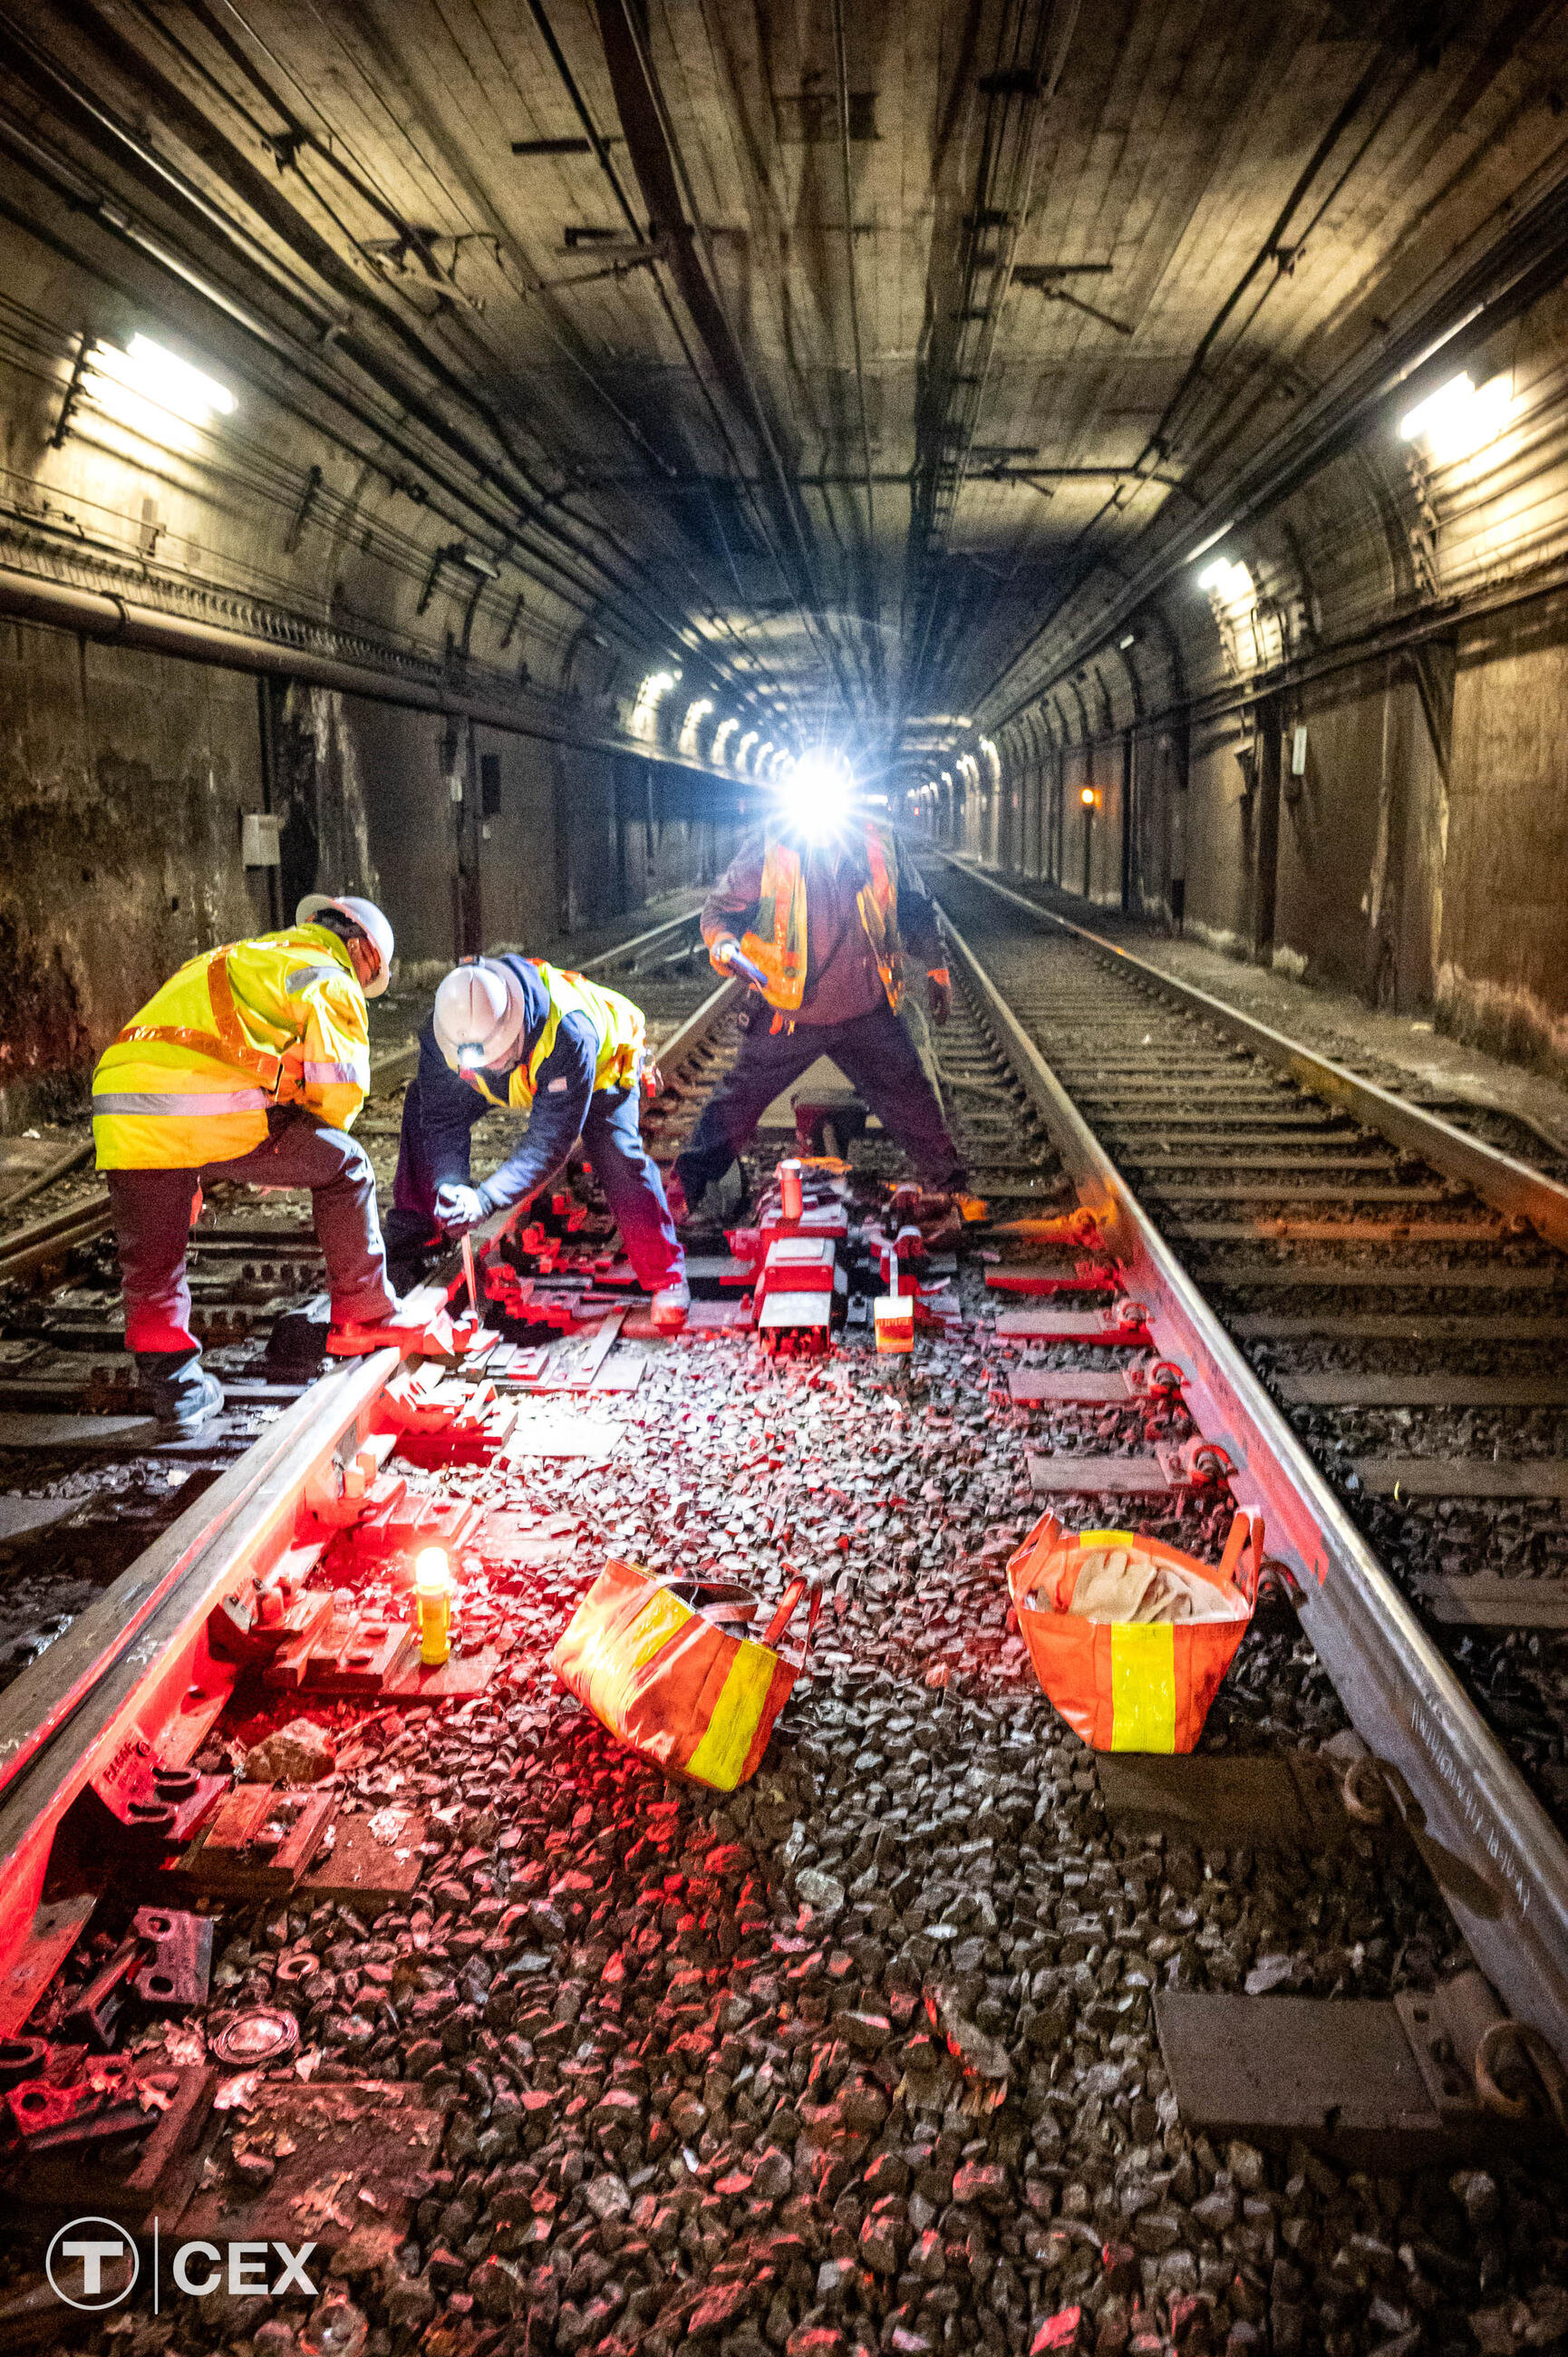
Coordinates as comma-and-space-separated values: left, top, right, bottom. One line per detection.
1399, 370, 1511, 463
712, 717, 739, 761
736, 730, 759, 770
1118, 633, 1137, 650
1198, 556, 1254, 603
631, 667, 680, 739
678, 695, 713, 754
91, 333, 236, 427
86, 332, 237, 442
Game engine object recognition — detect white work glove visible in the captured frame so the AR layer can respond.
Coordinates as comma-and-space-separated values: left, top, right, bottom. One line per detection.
434, 1182, 486, 1235
711, 934, 770, 992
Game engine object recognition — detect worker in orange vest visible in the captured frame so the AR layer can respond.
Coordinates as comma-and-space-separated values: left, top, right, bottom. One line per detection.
669, 787, 963, 1219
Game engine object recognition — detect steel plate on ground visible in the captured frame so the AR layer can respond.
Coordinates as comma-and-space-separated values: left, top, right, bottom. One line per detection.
1008, 1368, 1131, 1405
1095, 1753, 1346, 1848
1154, 1993, 1449, 2168
1027, 1451, 1171, 1495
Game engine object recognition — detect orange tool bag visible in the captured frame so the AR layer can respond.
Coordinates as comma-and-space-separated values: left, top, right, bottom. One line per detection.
551, 1561, 822, 1790
1006, 1510, 1262, 1753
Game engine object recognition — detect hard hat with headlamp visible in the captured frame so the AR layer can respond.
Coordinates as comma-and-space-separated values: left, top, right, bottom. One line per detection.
432, 959, 529, 1074
295, 894, 395, 998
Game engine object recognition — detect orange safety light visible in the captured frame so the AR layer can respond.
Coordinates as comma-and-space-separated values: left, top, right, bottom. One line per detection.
1079, 786, 1098, 809
414, 1547, 452, 1666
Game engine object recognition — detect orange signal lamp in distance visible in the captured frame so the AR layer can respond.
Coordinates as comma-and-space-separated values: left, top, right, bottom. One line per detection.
1079, 786, 1098, 809
414, 1546, 452, 1666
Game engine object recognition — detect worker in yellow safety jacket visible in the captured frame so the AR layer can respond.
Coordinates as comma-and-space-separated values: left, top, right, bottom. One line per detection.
92, 893, 402, 1431
668, 794, 964, 1220
385, 953, 689, 1329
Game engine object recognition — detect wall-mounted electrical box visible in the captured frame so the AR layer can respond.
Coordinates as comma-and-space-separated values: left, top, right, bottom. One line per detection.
242, 812, 281, 868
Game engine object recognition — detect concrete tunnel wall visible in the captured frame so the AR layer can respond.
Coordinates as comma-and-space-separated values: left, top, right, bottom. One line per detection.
926, 269, 1568, 1083
0, 190, 760, 1131
0, 633, 751, 1127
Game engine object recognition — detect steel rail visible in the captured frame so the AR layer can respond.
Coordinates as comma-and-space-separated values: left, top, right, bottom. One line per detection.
935, 893, 1568, 2076
0, 1195, 115, 1285
577, 904, 705, 976
0, 963, 740, 1984
0, 1043, 421, 1290
0, 1342, 402, 1978
934, 856, 1568, 1253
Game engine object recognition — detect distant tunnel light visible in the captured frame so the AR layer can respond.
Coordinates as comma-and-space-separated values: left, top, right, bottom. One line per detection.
1079, 786, 1098, 808
711, 717, 739, 761
677, 695, 713, 754
1399, 370, 1511, 463
91, 333, 237, 427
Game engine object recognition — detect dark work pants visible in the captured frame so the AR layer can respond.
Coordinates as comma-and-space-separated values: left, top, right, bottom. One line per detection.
673, 999, 965, 1200
387, 1076, 683, 1292
107, 1108, 398, 1359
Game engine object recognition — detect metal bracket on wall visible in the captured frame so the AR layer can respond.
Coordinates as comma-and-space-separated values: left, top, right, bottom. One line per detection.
417, 542, 463, 617
49, 331, 91, 451
283, 465, 324, 556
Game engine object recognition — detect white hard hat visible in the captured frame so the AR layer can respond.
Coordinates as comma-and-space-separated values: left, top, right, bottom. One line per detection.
433, 959, 528, 1073
295, 894, 395, 998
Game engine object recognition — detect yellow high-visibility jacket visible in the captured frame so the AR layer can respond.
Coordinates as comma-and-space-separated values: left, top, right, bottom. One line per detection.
462, 961, 645, 1111
92, 926, 371, 1169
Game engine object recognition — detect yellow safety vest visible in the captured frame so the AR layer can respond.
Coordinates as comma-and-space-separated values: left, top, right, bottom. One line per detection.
92, 926, 370, 1170
735, 823, 905, 1014
466, 962, 645, 1111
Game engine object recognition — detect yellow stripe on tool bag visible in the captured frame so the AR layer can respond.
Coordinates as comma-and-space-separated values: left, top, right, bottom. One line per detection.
1108, 1622, 1178, 1752
686, 1644, 779, 1789
552, 1558, 820, 1790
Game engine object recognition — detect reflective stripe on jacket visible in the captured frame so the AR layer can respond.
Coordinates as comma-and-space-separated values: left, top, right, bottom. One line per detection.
735, 821, 905, 1014
92, 926, 371, 1169
467, 961, 644, 1112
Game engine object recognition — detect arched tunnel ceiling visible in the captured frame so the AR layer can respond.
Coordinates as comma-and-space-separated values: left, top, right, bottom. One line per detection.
6, 0, 1568, 781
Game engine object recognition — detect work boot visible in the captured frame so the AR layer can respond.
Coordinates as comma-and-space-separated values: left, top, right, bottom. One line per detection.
649, 1277, 691, 1333
135, 1349, 225, 1435
663, 1170, 692, 1228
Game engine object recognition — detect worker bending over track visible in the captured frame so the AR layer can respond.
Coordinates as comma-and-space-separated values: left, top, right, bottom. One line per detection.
669, 773, 965, 1220
386, 954, 689, 1331
93, 894, 402, 1434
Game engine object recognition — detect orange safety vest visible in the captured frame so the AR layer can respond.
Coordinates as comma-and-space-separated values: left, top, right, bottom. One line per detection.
464, 961, 645, 1111
735, 822, 905, 1014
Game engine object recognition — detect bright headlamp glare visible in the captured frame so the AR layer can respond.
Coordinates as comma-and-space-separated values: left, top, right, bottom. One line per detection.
778, 752, 853, 842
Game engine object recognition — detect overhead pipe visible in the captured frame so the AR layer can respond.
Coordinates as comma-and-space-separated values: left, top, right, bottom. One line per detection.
0, 47, 729, 694
0, 559, 743, 778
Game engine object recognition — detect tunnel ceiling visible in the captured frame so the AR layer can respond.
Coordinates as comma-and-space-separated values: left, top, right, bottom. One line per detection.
4, 0, 1568, 778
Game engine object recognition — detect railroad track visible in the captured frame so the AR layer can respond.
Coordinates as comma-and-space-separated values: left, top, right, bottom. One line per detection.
0, 884, 1564, 2346
0, 914, 729, 1637
924, 852, 1568, 2084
